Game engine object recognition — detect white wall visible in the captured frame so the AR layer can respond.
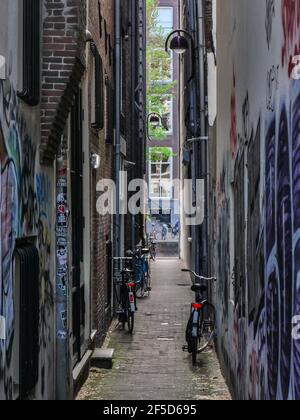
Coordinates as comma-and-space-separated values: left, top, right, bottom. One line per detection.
0, 0, 55, 400
214, 0, 300, 400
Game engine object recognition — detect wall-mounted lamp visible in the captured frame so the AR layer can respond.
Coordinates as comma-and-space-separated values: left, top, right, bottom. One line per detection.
147, 113, 162, 142
90, 153, 100, 170
124, 160, 136, 171
165, 29, 195, 83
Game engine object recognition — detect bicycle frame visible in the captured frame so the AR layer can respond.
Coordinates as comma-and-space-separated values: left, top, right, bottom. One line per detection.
191, 304, 201, 338
127, 282, 136, 313
183, 269, 217, 361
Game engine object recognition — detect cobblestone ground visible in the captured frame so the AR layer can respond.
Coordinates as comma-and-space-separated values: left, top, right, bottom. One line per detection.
77, 260, 231, 401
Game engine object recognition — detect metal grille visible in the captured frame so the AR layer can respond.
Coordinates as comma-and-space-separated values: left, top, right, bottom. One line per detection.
16, 244, 40, 400
90, 43, 104, 130
18, 0, 40, 106
112, 257, 133, 285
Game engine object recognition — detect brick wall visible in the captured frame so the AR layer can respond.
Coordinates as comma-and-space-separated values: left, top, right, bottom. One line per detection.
88, 0, 114, 345
41, 0, 86, 165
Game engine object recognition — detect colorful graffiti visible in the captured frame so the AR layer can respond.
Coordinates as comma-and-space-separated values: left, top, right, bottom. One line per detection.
266, 0, 276, 49
266, 65, 279, 112
0, 64, 53, 400
215, 1, 300, 400
230, 71, 238, 159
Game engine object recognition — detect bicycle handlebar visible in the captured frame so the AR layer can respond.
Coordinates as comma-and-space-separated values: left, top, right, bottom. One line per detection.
181, 269, 217, 282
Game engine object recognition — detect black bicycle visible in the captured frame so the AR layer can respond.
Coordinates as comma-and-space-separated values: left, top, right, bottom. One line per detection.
115, 268, 136, 334
182, 269, 217, 365
147, 234, 157, 261
127, 247, 152, 299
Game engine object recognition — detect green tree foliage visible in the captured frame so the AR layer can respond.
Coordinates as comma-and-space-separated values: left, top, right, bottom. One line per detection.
146, 0, 176, 149
148, 146, 176, 163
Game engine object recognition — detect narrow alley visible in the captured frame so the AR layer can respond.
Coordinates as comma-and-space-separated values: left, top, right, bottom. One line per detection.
77, 260, 231, 401
3, 0, 300, 402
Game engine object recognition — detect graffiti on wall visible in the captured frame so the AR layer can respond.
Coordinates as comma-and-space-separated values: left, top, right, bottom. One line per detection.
0, 62, 53, 400
230, 71, 238, 159
266, 65, 279, 112
266, 0, 276, 49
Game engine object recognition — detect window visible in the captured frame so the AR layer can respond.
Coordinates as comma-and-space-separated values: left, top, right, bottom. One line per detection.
157, 7, 174, 35
90, 43, 104, 130
149, 148, 173, 199
150, 7, 174, 37
105, 76, 115, 144
149, 7, 174, 83
18, 0, 40, 106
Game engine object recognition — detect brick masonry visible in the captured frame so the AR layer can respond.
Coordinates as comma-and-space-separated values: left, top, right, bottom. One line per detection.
88, 0, 114, 346
41, 0, 86, 165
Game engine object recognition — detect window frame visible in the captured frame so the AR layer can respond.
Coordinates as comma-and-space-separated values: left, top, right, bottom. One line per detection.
18, 0, 40, 106
90, 43, 104, 131
149, 148, 173, 200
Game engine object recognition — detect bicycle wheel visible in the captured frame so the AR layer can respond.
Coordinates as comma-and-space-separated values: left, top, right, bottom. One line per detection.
127, 311, 134, 334
192, 338, 198, 365
185, 315, 198, 365
198, 303, 216, 353
136, 277, 145, 298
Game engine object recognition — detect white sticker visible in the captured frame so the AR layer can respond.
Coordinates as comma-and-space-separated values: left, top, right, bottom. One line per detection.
0, 316, 6, 340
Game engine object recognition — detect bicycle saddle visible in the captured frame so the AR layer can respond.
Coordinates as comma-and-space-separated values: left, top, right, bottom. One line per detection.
141, 248, 150, 255
191, 284, 207, 293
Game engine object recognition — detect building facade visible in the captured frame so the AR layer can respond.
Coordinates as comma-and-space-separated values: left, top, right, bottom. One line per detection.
179, 0, 212, 274
211, 0, 300, 400
0, 0, 146, 401
147, 0, 180, 247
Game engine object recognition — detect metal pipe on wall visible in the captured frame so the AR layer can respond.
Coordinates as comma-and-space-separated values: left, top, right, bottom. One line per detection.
131, 0, 137, 250
55, 142, 72, 401
115, 0, 122, 259
196, 0, 209, 277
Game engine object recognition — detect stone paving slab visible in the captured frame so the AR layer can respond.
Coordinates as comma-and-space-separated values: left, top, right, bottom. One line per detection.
77, 260, 231, 401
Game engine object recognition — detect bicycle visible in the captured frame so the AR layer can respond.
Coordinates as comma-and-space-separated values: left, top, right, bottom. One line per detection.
182, 269, 217, 365
114, 266, 136, 334
147, 234, 157, 262
127, 247, 152, 299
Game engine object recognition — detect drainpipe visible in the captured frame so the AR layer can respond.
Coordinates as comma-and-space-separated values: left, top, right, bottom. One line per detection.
131, 0, 137, 250
188, 0, 200, 276
55, 142, 72, 400
196, 0, 209, 277
115, 0, 122, 259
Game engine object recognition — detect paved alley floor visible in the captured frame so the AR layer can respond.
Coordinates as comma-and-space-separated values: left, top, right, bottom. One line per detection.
77, 260, 231, 401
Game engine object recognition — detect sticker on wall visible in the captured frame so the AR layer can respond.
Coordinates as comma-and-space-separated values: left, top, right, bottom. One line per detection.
57, 178, 67, 188
56, 227, 68, 237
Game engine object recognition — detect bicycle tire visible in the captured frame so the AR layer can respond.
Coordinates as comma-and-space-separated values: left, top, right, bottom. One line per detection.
136, 280, 145, 298
192, 337, 198, 365
198, 302, 216, 353
128, 311, 134, 334
186, 322, 198, 365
